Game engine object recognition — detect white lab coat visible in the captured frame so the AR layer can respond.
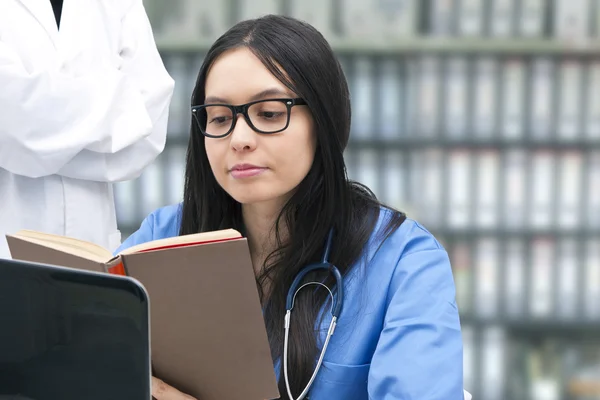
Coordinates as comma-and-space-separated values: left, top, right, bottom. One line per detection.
0, 0, 175, 258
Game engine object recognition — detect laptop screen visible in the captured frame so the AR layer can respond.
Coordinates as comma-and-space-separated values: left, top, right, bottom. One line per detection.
0, 259, 150, 400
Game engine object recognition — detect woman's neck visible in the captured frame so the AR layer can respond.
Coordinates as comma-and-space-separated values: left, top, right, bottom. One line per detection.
242, 201, 288, 275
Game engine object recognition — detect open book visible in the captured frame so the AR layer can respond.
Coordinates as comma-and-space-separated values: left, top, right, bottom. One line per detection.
6, 228, 242, 275
6, 229, 280, 400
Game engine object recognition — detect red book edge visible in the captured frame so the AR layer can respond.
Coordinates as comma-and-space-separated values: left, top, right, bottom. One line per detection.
107, 236, 242, 276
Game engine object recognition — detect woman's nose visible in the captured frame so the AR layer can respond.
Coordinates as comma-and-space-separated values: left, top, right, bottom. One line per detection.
229, 115, 257, 152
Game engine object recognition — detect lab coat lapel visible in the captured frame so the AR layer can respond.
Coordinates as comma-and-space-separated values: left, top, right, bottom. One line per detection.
53, 0, 101, 71
16, 0, 59, 46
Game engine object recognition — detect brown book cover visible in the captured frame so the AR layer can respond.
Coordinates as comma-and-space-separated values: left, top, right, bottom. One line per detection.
6, 230, 280, 400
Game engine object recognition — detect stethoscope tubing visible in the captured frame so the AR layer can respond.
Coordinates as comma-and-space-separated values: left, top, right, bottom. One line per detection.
283, 228, 343, 400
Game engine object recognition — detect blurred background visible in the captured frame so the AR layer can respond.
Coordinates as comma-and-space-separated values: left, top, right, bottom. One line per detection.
114, 1, 600, 399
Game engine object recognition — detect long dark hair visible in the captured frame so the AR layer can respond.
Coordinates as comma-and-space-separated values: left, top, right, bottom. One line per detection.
181, 15, 405, 398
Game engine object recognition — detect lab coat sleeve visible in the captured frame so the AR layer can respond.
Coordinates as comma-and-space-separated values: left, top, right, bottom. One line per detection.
58, 0, 175, 182
0, 0, 174, 181
368, 233, 464, 399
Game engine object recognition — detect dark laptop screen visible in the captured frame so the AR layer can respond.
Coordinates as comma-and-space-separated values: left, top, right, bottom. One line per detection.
0, 259, 150, 400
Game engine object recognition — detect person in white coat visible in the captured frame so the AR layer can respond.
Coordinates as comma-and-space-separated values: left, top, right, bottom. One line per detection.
0, 0, 175, 258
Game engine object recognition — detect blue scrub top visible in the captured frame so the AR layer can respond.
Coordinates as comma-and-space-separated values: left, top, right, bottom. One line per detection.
116, 204, 464, 399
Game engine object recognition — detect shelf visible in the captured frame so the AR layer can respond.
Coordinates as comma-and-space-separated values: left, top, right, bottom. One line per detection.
165, 136, 600, 150
461, 315, 600, 334
429, 228, 600, 239
156, 37, 600, 56
345, 138, 600, 151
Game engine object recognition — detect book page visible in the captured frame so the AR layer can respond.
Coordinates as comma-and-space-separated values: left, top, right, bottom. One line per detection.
118, 229, 242, 256
10, 230, 112, 262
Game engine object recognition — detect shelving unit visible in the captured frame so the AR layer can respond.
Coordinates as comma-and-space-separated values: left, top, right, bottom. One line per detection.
155, 37, 600, 55
116, 1, 600, 399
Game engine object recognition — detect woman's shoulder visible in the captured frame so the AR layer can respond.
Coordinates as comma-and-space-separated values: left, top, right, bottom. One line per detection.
360, 206, 456, 307
144, 203, 183, 233
115, 203, 183, 254
371, 207, 445, 258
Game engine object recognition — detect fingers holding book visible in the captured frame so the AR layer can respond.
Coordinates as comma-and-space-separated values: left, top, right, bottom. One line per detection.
152, 376, 197, 400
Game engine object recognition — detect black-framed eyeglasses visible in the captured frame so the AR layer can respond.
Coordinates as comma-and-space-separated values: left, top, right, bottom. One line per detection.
191, 98, 307, 138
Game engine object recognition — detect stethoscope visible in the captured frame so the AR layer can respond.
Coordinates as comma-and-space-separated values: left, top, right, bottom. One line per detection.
283, 228, 344, 400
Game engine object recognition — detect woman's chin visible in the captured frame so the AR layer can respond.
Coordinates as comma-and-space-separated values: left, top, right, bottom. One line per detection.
229, 191, 291, 209
230, 193, 275, 206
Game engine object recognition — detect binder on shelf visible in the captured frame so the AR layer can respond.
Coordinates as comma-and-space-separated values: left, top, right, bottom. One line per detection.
408, 152, 423, 220
113, 180, 138, 230
164, 56, 189, 139
504, 239, 526, 317
156, 0, 230, 42
237, 0, 280, 21
503, 150, 527, 229
595, 0, 600, 37
356, 149, 381, 199
447, 150, 472, 228
586, 151, 600, 229
341, 0, 418, 39
166, 146, 187, 205
404, 57, 420, 138
505, 339, 529, 400
419, 149, 444, 229
586, 61, 600, 139
529, 58, 555, 141
475, 150, 500, 229
490, 0, 516, 37
416, 56, 441, 138
289, 0, 335, 39
458, 0, 484, 36
351, 57, 374, 139
429, 0, 456, 36
382, 151, 406, 211
519, 0, 546, 37
529, 238, 555, 318
378, 58, 404, 139
530, 151, 556, 229
557, 60, 584, 141
475, 238, 499, 318
450, 240, 472, 314
554, 0, 591, 41
473, 57, 498, 140
557, 152, 583, 229
584, 239, 600, 320
481, 327, 506, 400
501, 59, 526, 140
444, 57, 469, 139
139, 160, 164, 219
557, 239, 579, 319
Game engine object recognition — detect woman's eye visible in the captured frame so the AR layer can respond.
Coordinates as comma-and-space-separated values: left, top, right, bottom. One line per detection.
209, 116, 230, 125
258, 111, 284, 119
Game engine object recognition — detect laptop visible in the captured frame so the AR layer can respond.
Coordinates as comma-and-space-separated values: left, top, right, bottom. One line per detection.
0, 258, 151, 400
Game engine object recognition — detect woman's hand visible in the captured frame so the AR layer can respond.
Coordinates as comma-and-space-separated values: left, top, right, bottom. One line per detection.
152, 377, 197, 400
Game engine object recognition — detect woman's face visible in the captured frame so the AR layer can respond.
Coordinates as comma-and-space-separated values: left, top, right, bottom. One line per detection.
203, 47, 316, 208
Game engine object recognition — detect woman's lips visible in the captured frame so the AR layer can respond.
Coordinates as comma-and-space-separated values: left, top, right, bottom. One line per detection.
230, 165, 268, 179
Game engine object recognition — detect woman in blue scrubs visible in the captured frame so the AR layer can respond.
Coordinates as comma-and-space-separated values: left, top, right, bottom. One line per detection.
118, 15, 465, 400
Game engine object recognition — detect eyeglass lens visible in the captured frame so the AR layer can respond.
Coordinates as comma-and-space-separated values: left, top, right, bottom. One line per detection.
197, 100, 290, 137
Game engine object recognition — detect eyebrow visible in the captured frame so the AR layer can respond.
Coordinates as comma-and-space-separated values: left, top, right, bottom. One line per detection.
204, 88, 294, 104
